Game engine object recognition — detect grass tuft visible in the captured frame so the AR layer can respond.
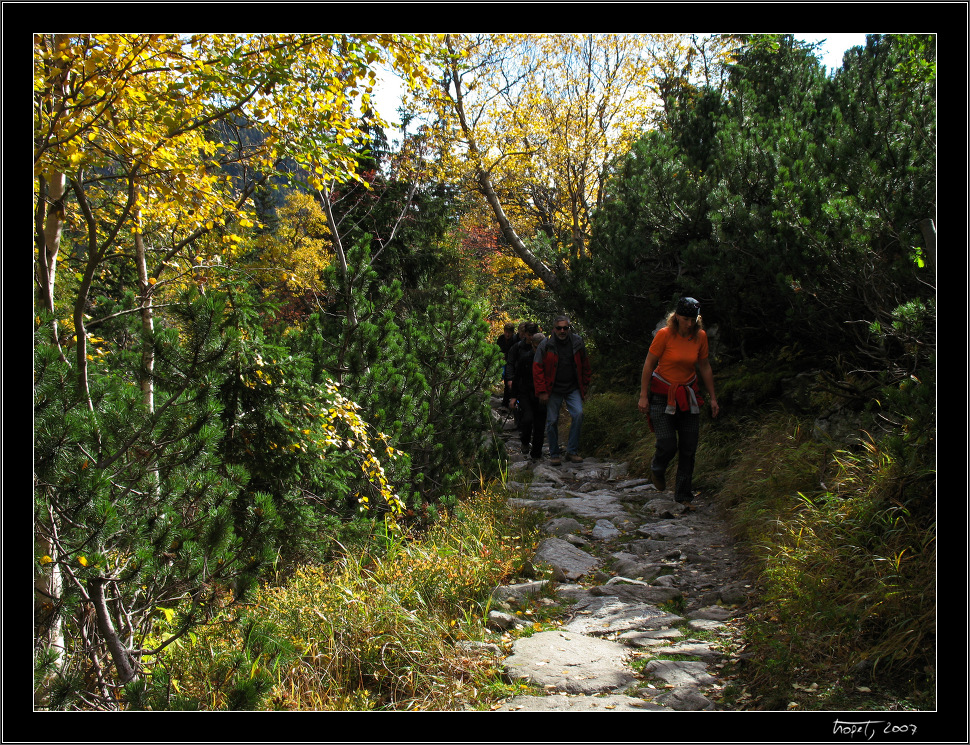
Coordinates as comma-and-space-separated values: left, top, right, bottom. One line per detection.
152, 485, 545, 710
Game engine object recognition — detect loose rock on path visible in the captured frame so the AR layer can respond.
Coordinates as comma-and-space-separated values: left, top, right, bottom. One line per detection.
486, 397, 750, 712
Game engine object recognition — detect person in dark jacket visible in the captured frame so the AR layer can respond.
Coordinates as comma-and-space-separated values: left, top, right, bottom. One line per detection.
504, 322, 537, 426
509, 332, 546, 461
496, 323, 517, 408
533, 315, 592, 466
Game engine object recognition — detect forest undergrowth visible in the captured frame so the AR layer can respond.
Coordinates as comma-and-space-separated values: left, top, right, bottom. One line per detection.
133, 358, 935, 712
125, 476, 555, 711
35, 32, 937, 714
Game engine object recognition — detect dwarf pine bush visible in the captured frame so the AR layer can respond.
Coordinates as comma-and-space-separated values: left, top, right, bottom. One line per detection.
149, 486, 544, 710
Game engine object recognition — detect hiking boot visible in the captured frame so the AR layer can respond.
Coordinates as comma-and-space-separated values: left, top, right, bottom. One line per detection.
565, 453, 584, 463
550, 455, 562, 466
650, 469, 666, 491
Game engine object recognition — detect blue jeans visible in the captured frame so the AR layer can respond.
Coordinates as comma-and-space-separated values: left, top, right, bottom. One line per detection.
545, 388, 583, 456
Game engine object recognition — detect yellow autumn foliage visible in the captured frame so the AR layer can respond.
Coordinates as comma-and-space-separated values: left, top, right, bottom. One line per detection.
404, 33, 739, 278
248, 193, 334, 293
34, 33, 440, 328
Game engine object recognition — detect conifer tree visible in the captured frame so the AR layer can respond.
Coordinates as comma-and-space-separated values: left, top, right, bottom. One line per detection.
34, 292, 280, 707
571, 34, 935, 364
301, 235, 502, 514
402, 285, 504, 506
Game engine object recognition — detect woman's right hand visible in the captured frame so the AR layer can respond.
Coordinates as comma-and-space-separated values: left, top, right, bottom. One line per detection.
637, 394, 648, 415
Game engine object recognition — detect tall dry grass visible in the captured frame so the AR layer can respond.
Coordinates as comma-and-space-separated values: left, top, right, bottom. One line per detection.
143, 486, 544, 710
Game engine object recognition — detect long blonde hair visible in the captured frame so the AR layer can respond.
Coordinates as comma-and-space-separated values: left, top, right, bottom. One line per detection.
665, 310, 704, 340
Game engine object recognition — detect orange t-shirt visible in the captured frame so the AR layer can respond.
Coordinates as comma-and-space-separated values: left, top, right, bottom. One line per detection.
649, 327, 708, 388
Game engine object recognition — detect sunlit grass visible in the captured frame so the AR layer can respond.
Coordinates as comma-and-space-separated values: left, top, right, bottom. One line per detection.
146, 381, 934, 711
155, 484, 545, 710
714, 419, 935, 708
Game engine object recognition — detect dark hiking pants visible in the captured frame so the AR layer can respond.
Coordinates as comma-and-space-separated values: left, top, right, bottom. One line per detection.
518, 394, 547, 458
649, 393, 700, 503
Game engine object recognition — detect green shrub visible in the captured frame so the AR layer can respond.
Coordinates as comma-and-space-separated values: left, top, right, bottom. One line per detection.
148, 486, 544, 710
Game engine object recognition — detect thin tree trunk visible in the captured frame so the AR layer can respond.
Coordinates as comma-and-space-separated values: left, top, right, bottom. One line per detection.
34, 36, 72, 675
36, 172, 66, 315
89, 579, 137, 686
319, 184, 355, 324
34, 511, 65, 672
444, 37, 559, 291
319, 184, 356, 386
35, 34, 70, 318
134, 207, 155, 413
474, 168, 560, 289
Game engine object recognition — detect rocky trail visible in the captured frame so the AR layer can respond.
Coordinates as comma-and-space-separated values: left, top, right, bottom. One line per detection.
484, 396, 752, 712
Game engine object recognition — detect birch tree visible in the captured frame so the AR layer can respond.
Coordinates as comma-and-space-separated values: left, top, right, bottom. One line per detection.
406, 33, 738, 289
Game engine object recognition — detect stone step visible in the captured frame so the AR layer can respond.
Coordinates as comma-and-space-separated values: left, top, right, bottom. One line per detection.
490, 453, 745, 712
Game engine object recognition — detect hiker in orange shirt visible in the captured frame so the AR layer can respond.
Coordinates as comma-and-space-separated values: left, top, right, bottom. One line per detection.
637, 297, 719, 508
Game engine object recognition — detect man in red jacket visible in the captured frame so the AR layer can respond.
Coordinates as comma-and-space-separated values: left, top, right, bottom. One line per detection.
533, 315, 593, 466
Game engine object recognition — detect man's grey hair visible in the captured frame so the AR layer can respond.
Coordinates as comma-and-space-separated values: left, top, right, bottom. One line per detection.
553, 315, 570, 326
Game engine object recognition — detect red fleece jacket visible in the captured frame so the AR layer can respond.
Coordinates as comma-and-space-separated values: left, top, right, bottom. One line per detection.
532, 333, 592, 399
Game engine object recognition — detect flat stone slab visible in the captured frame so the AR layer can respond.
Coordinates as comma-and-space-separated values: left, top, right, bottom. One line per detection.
609, 554, 667, 581
661, 641, 725, 658
518, 491, 630, 522
618, 627, 684, 647
490, 581, 551, 606
495, 694, 668, 711
534, 537, 599, 580
654, 687, 717, 711
643, 659, 716, 687
637, 522, 694, 540
687, 618, 729, 633
563, 596, 683, 636
614, 478, 654, 490
529, 464, 568, 485
589, 581, 682, 606
571, 462, 630, 482
503, 630, 637, 694
544, 517, 584, 536
591, 519, 621, 540
626, 538, 674, 556
688, 605, 734, 621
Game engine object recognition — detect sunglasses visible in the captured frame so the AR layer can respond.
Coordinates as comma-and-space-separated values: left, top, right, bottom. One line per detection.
555, 325, 570, 331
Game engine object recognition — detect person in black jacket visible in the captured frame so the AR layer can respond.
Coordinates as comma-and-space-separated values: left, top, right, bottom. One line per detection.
504, 322, 538, 426
496, 323, 517, 408
509, 332, 546, 461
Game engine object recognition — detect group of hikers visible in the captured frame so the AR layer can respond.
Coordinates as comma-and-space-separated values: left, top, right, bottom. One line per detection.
497, 315, 592, 467
496, 298, 718, 509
